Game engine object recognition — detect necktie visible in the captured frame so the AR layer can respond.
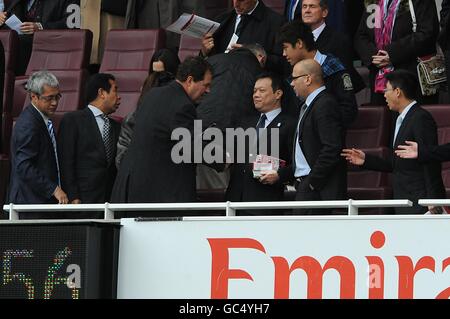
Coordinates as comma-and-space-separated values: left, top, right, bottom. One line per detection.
393, 115, 403, 147
25, 0, 40, 21
101, 114, 113, 164
256, 114, 267, 132
47, 119, 61, 186
235, 14, 249, 37
297, 103, 307, 144
289, 0, 299, 21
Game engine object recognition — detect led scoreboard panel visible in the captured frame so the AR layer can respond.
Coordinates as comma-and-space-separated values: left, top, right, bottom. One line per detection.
0, 222, 120, 299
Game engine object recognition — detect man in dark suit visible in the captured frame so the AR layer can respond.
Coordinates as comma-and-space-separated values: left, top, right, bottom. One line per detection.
440, 0, 450, 102
201, 0, 286, 74
342, 70, 445, 214
8, 71, 68, 213
278, 20, 358, 127
290, 59, 346, 215
111, 56, 212, 204
396, 141, 450, 163
301, 0, 364, 93
354, 0, 439, 105
0, 0, 80, 75
58, 73, 121, 206
226, 72, 296, 214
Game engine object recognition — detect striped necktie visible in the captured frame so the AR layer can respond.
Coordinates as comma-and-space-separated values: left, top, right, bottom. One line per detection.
47, 119, 61, 186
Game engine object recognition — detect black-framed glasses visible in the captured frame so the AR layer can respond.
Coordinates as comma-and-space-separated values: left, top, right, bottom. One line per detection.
292, 74, 309, 81
38, 93, 62, 102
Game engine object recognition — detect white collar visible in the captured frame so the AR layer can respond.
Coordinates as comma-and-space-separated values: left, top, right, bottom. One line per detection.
312, 23, 326, 41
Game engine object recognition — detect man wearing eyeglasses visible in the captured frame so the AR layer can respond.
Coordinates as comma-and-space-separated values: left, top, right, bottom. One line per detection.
342, 70, 445, 214
278, 19, 357, 128
8, 71, 68, 218
290, 59, 346, 215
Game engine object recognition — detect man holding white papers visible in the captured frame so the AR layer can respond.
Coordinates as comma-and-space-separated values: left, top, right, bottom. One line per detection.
201, 0, 286, 75
0, 0, 79, 75
226, 72, 296, 215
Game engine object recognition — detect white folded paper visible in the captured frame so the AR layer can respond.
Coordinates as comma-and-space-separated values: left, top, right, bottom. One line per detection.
166, 13, 220, 39
5, 14, 23, 35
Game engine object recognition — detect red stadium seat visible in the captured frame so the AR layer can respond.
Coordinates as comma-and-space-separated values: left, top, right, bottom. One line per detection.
346, 106, 391, 148
346, 107, 393, 214
99, 29, 165, 73
0, 30, 18, 155
423, 105, 450, 198
178, 35, 202, 62
99, 29, 166, 120
12, 30, 93, 124
109, 71, 149, 121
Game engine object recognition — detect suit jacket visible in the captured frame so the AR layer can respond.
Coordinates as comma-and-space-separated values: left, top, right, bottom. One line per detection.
354, 0, 439, 92
111, 81, 198, 203
296, 90, 347, 200
212, 0, 287, 74
419, 143, 450, 163
439, 0, 450, 51
57, 107, 120, 203
6, 0, 79, 29
196, 48, 263, 129
316, 25, 365, 93
8, 105, 58, 204
284, 0, 301, 21
226, 111, 296, 204
363, 104, 445, 214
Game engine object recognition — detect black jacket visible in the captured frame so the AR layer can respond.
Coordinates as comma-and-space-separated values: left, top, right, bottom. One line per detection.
6, 0, 79, 29
295, 90, 347, 200
9, 105, 59, 204
419, 143, 450, 163
196, 48, 263, 129
363, 104, 445, 214
355, 0, 439, 92
211, 0, 287, 74
226, 111, 296, 205
57, 107, 120, 204
439, 0, 450, 51
111, 81, 198, 203
316, 25, 365, 93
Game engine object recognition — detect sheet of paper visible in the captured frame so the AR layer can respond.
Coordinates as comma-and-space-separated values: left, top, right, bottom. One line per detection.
166, 13, 220, 39
225, 33, 239, 53
5, 14, 23, 35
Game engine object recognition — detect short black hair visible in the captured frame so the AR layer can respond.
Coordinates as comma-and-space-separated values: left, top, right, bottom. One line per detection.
176, 56, 212, 82
85, 73, 116, 104
277, 20, 316, 51
385, 70, 418, 100
255, 72, 284, 93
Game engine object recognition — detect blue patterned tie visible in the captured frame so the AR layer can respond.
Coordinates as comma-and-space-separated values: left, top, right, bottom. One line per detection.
47, 119, 61, 186
101, 114, 113, 164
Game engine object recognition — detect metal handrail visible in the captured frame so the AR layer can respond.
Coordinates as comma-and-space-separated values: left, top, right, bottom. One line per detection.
3, 199, 413, 220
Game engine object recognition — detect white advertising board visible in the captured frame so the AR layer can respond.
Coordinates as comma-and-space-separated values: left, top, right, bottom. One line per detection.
117, 216, 450, 299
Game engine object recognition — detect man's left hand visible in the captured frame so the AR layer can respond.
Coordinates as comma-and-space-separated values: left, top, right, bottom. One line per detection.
20, 22, 40, 34
259, 170, 279, 185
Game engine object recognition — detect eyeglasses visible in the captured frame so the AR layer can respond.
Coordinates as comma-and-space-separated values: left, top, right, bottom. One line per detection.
383, 87, 398, 93
37, 93, 62, 102
291, 74, 309, 81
